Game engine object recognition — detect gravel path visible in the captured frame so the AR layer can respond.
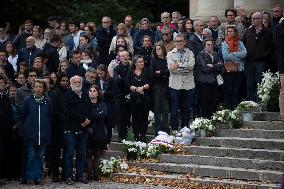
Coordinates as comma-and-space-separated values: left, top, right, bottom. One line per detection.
1, 180, 178, 189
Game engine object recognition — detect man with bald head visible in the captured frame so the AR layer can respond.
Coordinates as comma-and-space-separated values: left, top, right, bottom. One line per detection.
16, 36, 43, 68
243, 11, 273, 101
96, 16, 116, 66
113, 50, 131, 141
272, 5, 283, 28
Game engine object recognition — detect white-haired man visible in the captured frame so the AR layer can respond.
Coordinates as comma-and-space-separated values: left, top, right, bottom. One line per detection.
63, 75, 91, 184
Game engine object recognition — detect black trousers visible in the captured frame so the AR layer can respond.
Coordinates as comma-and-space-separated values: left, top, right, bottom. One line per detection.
199, 82, 217, 119
131, 103, 148, 141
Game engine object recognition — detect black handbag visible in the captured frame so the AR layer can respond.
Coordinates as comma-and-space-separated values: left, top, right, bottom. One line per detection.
130, 92, 145, 104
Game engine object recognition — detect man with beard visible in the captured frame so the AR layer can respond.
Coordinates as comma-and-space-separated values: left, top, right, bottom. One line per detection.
15, 67, 37, 184
49, 73, 69, 182
63, 75, 91, 184
13, 20, 33, 52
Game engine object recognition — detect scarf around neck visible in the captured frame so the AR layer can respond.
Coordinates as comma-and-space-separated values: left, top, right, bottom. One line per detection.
225, 35, 239, 53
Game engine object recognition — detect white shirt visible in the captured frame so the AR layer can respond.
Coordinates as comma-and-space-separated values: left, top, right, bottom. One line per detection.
8, 55, 18, 73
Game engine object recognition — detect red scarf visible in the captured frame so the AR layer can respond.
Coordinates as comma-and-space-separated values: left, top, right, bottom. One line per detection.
225, 35, 239, 53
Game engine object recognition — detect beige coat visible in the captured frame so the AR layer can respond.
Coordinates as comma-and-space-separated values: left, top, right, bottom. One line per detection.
167, 48, 195, 90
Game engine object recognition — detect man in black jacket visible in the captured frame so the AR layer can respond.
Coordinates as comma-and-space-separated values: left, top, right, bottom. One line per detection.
43, 31, 61, 73
16, 36, 43, 68
66, 50, 85, 78
13, 20, 33, 52
113, 50, 131, 141
96, 16, 116, 66
0, 77, 14, 184
243, 11, 273, 101
49, 73, 69, 182
63, 75, 91, 184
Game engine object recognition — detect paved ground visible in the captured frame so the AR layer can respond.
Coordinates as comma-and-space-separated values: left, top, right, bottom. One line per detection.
1, 180, 177, 189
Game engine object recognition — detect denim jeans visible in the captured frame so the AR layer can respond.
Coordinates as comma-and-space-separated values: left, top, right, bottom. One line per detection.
245, 61, 266, 101
223, 72, 244, 110
25, 145, 45, 182
169, 88, 194, 130
64, 132, 88, 179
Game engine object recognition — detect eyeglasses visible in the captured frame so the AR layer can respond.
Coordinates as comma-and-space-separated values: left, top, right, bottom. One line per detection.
251, 17, 261, 20
162, 17, 169, 19
227, 14, 235, 17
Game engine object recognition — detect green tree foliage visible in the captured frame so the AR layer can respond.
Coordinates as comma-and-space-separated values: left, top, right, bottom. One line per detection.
1, 0, 188, 33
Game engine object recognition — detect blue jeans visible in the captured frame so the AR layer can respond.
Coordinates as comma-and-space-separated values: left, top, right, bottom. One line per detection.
245, 61, 266, 101
25, 145, 45, 182
64, 132, 88, 179
169, 88, 194, 130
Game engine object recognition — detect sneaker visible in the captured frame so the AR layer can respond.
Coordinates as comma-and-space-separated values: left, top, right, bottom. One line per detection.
75, 177, 88, 184
66, 177, 74, 185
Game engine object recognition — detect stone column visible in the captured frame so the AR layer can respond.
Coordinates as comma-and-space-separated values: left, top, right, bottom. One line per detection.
234, 0, 284, 16
190, 0, 234, 21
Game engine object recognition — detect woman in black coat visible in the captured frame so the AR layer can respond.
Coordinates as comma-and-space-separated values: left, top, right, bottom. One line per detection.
196, 38, 223, 118
126, 55, 150, 142
86, 85, 107, 181
149, 42, 170, 135
95, 64, 118, 143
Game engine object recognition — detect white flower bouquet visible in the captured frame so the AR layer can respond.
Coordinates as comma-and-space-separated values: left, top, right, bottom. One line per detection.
212, 109, 241, 128
148, 111, 155, 127
122, 140, 148, 160
237, 101, 259, 112
257, 71, 280, 106
190, 118, 214, 132
99, 157, 121, 177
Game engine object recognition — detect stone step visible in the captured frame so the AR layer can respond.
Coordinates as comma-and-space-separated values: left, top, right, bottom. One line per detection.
129, 162, 282, 183
158, 154, 284, 171
186, 145, 284, 161
242, 121, 284, 130
253, 112, 280, 121
194, 137, 284, 150
102, 149, 284, 171
102, 150, 124, 159
112, 173, 281, 189
107, 142, 284, 161
111, 133, 155, 142
215, 129, 284, 139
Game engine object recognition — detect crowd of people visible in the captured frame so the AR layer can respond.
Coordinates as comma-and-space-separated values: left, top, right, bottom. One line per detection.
0, 4, 284, 186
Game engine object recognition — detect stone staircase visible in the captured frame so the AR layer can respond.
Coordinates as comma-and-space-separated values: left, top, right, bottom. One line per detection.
103, 112, 284, 189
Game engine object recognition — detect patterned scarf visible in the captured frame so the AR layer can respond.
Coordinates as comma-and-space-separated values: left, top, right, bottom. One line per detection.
225, 35, 239, 53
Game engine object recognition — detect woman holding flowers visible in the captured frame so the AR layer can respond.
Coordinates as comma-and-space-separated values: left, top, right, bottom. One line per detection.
221, 26, 247, 110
